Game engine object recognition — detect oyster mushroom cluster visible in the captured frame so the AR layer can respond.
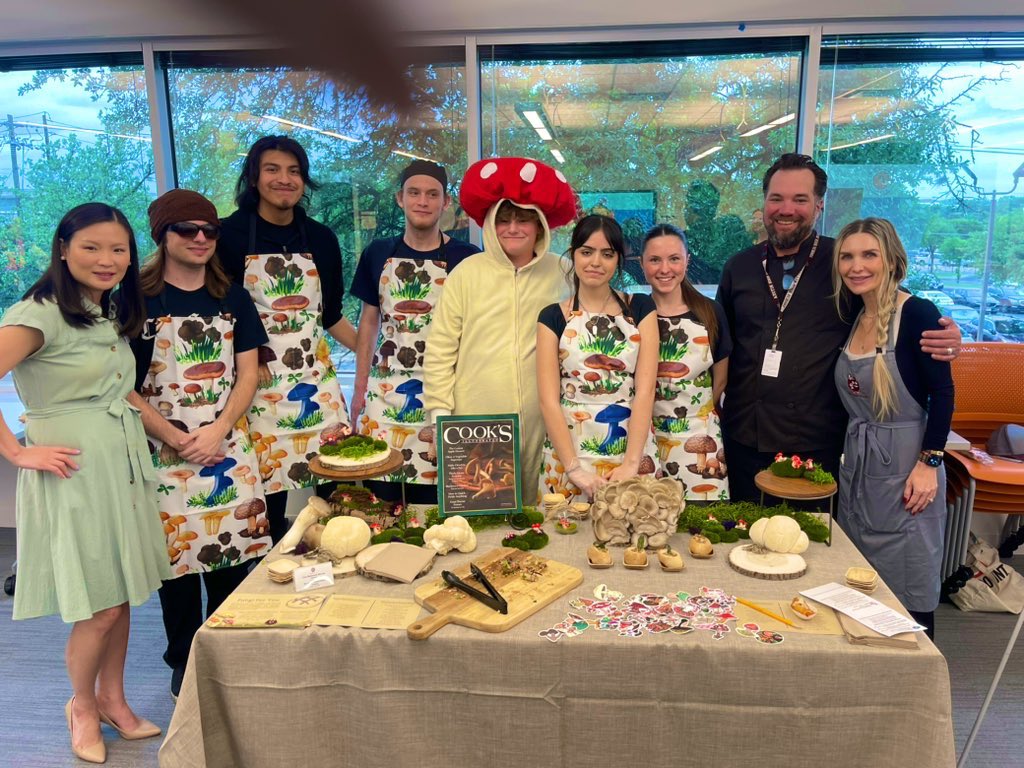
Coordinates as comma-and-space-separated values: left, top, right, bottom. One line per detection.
590, 476, 684, 548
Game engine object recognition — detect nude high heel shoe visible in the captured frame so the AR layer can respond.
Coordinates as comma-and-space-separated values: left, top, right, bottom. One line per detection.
98, 709, 162, 740
66, 697, 107, 764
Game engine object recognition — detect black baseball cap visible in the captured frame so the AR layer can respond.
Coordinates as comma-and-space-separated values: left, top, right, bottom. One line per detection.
399, 159, 447, 191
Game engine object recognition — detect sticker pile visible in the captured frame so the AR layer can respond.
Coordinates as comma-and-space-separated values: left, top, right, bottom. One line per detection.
539, 585, 784, 645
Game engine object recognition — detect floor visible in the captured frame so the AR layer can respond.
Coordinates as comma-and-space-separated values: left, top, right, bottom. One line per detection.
0, 527, 1021, 768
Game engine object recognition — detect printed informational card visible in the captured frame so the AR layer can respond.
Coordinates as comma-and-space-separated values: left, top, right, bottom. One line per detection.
206, 593, 327, 629
800, 582, 925, 637
437, 414, 522, 517
294, 561, 335, 592
314, 595, 422, 629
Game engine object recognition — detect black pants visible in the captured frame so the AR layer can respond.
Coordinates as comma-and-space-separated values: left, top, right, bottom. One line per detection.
909, 609, 935, 640
363, 479, 438, 506
266, 483, 338, 545
723, 436, 843, 512
157, 565, 249, 671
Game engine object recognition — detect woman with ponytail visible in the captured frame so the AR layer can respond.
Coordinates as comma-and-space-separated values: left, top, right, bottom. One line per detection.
833, 217, 953, 639
641, 224, 732, 500
537, 214, 659, 501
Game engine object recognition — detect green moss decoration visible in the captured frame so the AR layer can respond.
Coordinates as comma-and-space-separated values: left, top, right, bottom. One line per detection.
768, 458, 804, 478
503, 527, 549, 550
806, 466, 836, 485
370, 529, 405, 545
720, 529, 740, 544
703, 531, 722, 544
679, 500, 830, 544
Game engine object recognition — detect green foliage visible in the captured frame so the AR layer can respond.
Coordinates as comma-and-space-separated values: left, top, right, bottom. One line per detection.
382, 406, 425, 424
276, 410, 325, 430
680, 501, 830, 544
187, 485, 239, 509
806, 466, 835, 485
580, 436, 627, 455
578, 334, 627, 357
658, 336, 689, 362
390, 280, 431, 301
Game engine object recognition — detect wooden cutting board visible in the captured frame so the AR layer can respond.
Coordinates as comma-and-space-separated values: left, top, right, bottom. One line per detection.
407, 547, 582, 640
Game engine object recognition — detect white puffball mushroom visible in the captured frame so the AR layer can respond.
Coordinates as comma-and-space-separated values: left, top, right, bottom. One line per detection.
424, 515, 477, 554
320, 515, 372, 560
752, 516, 805, 554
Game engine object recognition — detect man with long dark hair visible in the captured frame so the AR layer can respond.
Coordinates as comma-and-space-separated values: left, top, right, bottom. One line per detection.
128, 189, 270, 699
218, 135, 353, 542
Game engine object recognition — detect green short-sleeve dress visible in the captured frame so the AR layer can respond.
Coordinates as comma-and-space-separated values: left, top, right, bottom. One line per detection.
1, 298, 171, 622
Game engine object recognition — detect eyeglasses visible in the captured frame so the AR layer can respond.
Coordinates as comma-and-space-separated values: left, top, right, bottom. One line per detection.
167, 222, 221, 240
781, 258, 797, 291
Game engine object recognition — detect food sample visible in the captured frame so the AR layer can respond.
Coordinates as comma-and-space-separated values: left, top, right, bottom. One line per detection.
790, 596, 817, 619
318, 435, 392, 469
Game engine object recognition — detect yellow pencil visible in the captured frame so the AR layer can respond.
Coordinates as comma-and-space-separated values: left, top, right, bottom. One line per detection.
736, 597, 797, 628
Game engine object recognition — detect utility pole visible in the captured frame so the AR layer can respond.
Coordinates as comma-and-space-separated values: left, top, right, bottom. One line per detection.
6, 114, 20, 191
42, 112, 51, 160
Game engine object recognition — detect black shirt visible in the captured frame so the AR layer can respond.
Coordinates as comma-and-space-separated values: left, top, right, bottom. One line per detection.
538, 293, 656, 335
349, 236, 480, 306
130, 282, 268, 392
218, 207, 346, 329
716, 233, 860, 454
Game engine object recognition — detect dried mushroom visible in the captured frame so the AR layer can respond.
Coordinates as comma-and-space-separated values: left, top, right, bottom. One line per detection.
590, 476, 684, 547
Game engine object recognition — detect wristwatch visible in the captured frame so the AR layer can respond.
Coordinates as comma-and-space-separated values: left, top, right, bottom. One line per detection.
918, 450, 944, 468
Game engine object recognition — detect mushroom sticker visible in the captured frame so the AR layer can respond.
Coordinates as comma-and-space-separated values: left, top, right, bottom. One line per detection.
280, 382, 324, 430
191, 457, 238, 508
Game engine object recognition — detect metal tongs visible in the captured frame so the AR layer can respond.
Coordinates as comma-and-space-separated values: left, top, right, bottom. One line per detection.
442, 563, 508, 614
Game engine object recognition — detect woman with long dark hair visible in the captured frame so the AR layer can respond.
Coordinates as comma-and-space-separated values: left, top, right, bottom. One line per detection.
0, 203, 169, 762
641, 223, 732, 501
537, 214, 659, 501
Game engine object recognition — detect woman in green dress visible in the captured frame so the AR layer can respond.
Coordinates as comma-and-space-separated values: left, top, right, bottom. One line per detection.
0, 204, 170, 763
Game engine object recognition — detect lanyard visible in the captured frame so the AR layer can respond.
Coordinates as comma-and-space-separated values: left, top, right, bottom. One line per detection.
762, 233, 819, 350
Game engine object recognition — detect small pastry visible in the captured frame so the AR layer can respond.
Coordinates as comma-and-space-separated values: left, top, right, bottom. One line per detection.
657, 545, 685, 572
587, 541, 613, 569
790, 596, 817, 620
623, 535, 649, 570
689, 534, 714, 559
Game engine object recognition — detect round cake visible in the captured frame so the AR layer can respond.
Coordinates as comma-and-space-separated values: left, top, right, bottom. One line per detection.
318, 436, 393, 470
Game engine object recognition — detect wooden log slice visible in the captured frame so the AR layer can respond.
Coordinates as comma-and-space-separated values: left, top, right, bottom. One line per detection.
728, 544, 807, 580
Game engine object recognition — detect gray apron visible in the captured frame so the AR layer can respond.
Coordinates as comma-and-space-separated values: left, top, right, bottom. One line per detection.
835, 308, 946, 612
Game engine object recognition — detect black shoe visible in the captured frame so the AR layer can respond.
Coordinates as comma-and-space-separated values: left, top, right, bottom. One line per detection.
171, 666, 185, 702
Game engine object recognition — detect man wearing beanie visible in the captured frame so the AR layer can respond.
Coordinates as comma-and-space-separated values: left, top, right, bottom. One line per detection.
128, 188, 269, 700
218, 135, 354, 543
424, 157, 577, 506
348, 159, 479, 504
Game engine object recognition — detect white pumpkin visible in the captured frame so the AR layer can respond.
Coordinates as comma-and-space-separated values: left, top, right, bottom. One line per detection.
750, 515, 808, 554
320, 515, 372, 560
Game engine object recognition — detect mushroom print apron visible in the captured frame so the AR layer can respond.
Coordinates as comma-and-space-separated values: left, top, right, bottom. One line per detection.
835, 310, 946, 612
244, 220, 350, 493
357, 240, 446, 485
652, 314, 728, 501
140, 307, 271, 576
540, 297, 658, 503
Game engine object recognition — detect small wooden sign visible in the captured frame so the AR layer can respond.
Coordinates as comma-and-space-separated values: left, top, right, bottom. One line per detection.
436, 414, 521, 517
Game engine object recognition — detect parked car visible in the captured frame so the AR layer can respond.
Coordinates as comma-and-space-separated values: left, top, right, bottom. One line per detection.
949, 305, 979, 328
916, 290, 955, 310
989, 314, 1024, 342
961, 319, 1009, 343
988, 287, 1024, 313
944, 286, 1001, 312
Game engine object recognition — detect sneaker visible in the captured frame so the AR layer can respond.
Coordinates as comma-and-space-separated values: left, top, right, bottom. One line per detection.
171, 666, 185, 702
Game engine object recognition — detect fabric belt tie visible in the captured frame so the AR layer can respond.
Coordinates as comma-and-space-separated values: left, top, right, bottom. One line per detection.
845, 416, 922, 500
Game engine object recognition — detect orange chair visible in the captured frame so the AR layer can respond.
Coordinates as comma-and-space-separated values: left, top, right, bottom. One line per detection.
942, 343, 1024, 577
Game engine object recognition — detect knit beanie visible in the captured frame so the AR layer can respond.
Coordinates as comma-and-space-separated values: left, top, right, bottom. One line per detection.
148, 189, 220, 244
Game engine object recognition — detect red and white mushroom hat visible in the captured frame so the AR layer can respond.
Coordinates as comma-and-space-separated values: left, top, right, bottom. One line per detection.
459, 157, 578, 229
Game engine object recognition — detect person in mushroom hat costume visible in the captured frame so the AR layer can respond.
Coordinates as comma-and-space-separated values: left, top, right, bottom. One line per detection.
423, 157, 577, 505
537, 214, 660, 503
128, 188, 271, 699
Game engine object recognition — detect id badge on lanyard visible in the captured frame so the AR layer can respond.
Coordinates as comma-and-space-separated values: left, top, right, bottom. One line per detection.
760, 234, 819, 378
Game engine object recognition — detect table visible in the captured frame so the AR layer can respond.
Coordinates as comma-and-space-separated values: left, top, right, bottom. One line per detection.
159, 523, 955, 768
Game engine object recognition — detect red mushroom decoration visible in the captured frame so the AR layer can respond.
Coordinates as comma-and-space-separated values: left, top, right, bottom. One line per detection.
459, 157, 577, 228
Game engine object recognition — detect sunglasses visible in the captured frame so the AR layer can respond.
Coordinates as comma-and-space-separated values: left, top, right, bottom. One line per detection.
781, 258, 797, 291
167, 222, 221, 240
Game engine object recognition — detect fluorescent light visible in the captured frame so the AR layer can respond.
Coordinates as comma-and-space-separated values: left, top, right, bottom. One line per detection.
535, 127, 552, 141
824, 134, 895, 152
261, 115, 360, 144
689, 145, 722, 162
392, 149, 439, 163
739, 112, 796, 138
13, 120, 151, 143
550, 149, 565, 164
522, 110, 546, 130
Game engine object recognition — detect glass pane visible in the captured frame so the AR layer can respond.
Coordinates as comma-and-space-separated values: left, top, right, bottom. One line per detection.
817, 36, 1024, 342
164, 52, 468, 341
0, 63, 154, 430
481, 44, 803, 286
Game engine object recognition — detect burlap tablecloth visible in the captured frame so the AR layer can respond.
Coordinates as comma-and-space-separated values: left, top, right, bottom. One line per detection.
159, 521, 955, 768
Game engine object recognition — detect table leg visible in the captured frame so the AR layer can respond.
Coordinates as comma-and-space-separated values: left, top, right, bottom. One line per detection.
827, 496, 833, 547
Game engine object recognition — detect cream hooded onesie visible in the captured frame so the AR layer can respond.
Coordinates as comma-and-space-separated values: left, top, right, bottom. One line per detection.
423, 200, 565, 506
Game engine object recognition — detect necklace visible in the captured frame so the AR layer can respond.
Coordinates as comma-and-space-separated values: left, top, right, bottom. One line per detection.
579, 291, 616, 314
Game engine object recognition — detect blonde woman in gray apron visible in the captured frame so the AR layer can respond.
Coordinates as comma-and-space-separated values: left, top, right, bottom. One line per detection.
832, 218, 954, 639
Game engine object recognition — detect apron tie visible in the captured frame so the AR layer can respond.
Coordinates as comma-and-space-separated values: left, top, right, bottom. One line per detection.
846, 417, 892, 499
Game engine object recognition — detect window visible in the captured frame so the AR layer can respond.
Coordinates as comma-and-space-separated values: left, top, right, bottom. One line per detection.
162, 48, 469, 330
481, 38, 805, 285
817, 35, 1024, 341
0, 55, 154, 316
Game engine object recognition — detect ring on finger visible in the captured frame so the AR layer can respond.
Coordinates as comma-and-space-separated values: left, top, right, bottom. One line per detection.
946, 346, 953, 355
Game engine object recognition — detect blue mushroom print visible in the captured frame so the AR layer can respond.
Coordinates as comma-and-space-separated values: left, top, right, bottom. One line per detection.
594, 403, 631, 455
192, 456, 238, 507
280, 382, 324, 429
384, 379, 425, 424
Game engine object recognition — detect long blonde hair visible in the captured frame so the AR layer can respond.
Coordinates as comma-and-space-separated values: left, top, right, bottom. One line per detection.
832, 217, 908, 421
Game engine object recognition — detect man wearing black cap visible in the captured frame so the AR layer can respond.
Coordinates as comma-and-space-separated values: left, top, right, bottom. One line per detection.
348, 160, 480, 503
128, 189, 270, 699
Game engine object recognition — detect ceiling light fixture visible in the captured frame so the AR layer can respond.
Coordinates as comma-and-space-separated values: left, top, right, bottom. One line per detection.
739, 112, 796, 138
824, 134, 895, 152
550, 148, 565, 164
515, 103, 555, 143
261, 115, 360, 143
689, 145, 723, 162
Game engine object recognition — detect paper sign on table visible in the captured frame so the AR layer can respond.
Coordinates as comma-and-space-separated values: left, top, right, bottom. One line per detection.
315, 595, 422, 629
294, 561, 335, 592
206, 593, 327, 628
800, 582, 924, 637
